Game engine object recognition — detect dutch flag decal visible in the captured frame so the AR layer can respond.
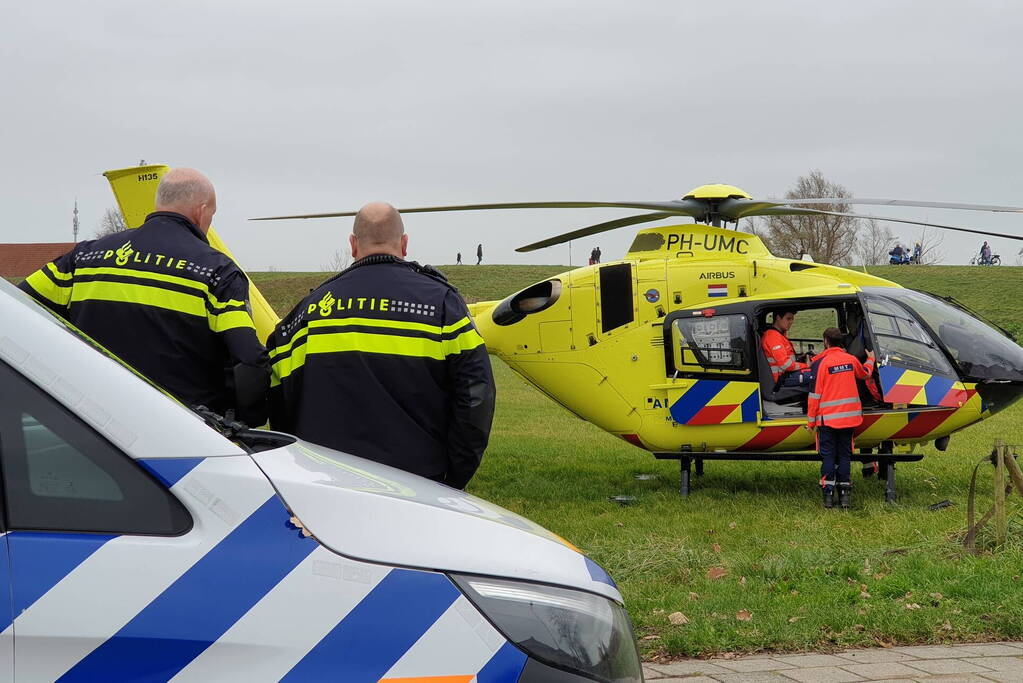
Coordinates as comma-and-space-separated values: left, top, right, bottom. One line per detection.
707, 284, 728, 298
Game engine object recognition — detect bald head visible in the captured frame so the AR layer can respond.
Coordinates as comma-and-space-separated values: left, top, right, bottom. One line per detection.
350, 202, 407, 260
155, 168, 217, 233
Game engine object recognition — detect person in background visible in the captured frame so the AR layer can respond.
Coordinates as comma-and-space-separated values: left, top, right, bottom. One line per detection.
980, 241, 992, 264
476, 243, 483, 265
456, 252, 462, 265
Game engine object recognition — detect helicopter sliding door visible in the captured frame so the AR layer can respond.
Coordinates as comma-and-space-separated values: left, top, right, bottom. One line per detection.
861, 294, 968, 408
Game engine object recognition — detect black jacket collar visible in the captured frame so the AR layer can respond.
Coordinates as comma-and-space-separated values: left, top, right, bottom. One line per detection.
144, 211, 209, 245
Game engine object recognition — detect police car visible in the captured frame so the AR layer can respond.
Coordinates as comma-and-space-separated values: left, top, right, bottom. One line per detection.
0, 278, 642, 682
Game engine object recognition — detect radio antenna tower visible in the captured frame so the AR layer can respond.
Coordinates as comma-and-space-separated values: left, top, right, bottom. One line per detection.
72, 199, 80, 243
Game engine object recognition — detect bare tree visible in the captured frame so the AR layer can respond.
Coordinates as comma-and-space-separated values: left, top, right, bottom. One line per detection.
320, 248, 351, 272
854, 219, 896, 266
94, 208, 128, 238
912, 227, 945, 265
755, 170, 859, 265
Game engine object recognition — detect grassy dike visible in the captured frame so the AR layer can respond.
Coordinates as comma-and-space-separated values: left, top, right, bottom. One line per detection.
249, 264, 1023, 658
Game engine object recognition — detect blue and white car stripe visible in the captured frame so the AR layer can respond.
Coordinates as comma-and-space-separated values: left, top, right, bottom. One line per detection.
282, 569, 461, 681
59, 497, 318, 682
10, 457, 274, 681
381, 595, 509, 679
172, 546, 391, 682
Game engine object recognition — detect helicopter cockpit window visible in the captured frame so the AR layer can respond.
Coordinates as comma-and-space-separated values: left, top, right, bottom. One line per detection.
864, 295, 955, 376
671, 314, 749, 373
871, 288, 1023, 382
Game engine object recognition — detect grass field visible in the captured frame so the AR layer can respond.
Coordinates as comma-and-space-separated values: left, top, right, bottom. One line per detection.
249, 264, 1023, 658
9, 263, 1022, 658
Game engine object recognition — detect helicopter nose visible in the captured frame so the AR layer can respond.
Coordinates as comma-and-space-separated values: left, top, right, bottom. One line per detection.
974, 381, 1023, 417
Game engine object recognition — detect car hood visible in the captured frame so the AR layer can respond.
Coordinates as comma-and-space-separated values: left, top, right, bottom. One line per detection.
251, 438, 623, 602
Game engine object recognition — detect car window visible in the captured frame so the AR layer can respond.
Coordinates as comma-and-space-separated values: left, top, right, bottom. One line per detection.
0, 361, 191, 535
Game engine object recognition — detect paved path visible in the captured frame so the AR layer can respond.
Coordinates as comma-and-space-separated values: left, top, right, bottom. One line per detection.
644, 642, 1023, 682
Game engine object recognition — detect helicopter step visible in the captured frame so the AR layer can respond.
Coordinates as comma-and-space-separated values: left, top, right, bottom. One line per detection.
653, 451, 923, 503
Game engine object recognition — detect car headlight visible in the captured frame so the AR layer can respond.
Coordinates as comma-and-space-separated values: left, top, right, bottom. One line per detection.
450, 574, 642, 682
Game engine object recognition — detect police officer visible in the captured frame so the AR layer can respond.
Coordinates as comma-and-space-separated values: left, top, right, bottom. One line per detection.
807, 327, 876, 508
19, 168, 269, 424
268, 202, 496, 489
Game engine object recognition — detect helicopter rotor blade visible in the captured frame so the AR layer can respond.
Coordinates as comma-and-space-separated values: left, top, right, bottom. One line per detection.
787, 208, 1023, 241
727, 197, 1023, 216
251, 200, 705, 221
515, 212, 680, 252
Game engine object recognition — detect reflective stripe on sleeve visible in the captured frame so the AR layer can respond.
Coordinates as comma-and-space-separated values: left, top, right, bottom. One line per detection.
809, 393, 821, 399
779, 358, 794, 370
209, 309, 256, 333
25, 268, 73, 307
46, 262, 73, 281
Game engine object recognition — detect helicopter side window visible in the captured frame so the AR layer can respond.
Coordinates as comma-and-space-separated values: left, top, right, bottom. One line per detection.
599, 264, 634, 333
671, 315, 749, 373
864, 296, 955, 375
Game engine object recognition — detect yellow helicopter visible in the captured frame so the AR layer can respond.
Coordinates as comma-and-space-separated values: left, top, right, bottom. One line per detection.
255, 182, 1023, 499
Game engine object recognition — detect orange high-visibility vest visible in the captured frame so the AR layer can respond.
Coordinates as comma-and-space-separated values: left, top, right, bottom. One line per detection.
762, 328, 808, 382
807, 347, 876, 428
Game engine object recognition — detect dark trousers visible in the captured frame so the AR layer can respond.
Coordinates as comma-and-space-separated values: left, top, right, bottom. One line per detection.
818, 425, 855, 485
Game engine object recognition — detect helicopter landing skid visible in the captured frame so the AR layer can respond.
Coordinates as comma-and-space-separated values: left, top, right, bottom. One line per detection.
652, 451, 923, 503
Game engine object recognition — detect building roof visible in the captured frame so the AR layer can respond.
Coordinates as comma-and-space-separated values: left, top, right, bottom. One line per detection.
0, 243, 76, 279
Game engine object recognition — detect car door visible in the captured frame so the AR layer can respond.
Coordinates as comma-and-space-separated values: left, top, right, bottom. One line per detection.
0, 359, 308, 681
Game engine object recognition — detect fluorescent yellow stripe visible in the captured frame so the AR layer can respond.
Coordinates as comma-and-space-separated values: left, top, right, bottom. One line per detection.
25, 270, 72, 307
310, 331, 448, 360
442, 316, 471, 333
272, 327, 486, 381
70, 280, 206, 317
269, 327, 310, 359
443, 327, 485, 354
209, 309, 256, 333
75, 266, 245, 309
314, 316, 444, 334
46, 262, 73, 281
269, 316, 471, 359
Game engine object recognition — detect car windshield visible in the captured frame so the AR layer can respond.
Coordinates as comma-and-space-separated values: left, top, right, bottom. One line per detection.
864, 287, 1023, 382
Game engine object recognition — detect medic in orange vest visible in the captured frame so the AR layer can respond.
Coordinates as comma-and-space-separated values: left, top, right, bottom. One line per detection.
806, 327, 876, 509
762, 309, 813, 388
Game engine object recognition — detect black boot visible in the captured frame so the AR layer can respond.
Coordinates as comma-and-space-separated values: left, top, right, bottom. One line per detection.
822, 486, 835, 508
838, 483, 852, 509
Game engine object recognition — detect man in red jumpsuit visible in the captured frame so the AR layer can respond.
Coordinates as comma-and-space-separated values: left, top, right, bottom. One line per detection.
807, 327, 876, 508
762, 309, 813, 389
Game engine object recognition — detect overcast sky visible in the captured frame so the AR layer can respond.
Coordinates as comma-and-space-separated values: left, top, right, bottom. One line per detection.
3, 0, 1022, 269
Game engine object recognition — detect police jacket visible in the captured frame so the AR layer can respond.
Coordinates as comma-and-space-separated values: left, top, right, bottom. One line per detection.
268, 255, 496, 489
762, 328, 808, 382
19, 212, 269, 421
807, 346, 876, 429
